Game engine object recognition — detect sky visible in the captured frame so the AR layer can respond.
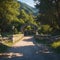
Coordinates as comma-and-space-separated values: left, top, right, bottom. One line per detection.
18, 0, 35, 7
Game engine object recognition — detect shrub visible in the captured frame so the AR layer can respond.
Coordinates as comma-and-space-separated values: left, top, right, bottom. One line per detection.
51, 41, 60, 53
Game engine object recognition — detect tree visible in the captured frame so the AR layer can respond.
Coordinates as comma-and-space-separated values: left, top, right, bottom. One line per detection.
19, 9, 29, 23
34, 0, 60, 32
0, 0, 20, 32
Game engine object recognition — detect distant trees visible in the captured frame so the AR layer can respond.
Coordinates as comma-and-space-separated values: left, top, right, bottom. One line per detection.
34, 0, 60, 34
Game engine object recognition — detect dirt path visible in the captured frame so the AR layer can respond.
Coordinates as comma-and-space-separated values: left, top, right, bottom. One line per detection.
0, 36, 60, 60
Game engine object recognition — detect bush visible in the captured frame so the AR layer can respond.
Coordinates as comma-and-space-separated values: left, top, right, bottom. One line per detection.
51, 41, 60, 53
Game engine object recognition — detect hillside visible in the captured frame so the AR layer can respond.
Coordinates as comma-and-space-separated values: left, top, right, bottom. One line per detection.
18, 1, 38, 15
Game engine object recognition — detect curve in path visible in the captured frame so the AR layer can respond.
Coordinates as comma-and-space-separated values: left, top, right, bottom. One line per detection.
0, 36, 60, 60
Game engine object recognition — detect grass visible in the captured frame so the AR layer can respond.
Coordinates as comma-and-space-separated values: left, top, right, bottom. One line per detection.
2, 40, 13, 47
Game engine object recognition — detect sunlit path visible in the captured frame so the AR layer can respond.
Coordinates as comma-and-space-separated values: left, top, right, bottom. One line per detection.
0, 36, 60, 60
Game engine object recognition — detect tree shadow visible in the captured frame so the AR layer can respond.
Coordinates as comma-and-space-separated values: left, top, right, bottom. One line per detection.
0, 43, 10, 53
0, 36, 60, 60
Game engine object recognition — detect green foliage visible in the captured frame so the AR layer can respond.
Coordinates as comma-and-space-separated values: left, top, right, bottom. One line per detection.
42, 25, 52, 34
19, 9, 37, 27
19, 9, 29, 22
0, 0, 20, 32
35, 35, 60, 53
0, 0, 38, 34
51, 41, 60, 48
25, 26, 32, 30
51, 40, 60, 53
14, 28, 19, 34
38, 24, 52, 34
34, 0, 60, 53
34, 0, 60, 32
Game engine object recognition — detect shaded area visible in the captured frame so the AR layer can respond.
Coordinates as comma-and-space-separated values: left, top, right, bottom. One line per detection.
20, 23, 38, 35
0, 43, 10, 53
35, 35, 60, 53
0, 36, 60, 60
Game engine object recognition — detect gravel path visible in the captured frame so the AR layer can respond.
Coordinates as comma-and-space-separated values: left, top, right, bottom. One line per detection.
0, 36, 60, 60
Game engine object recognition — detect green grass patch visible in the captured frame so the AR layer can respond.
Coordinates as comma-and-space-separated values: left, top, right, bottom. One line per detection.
2, 40, 13, 47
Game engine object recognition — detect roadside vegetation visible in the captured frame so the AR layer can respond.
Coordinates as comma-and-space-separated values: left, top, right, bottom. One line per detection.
35, 37, 60, 53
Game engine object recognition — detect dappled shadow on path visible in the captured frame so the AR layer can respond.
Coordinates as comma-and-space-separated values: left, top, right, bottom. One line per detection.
0, 36, 60, 60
